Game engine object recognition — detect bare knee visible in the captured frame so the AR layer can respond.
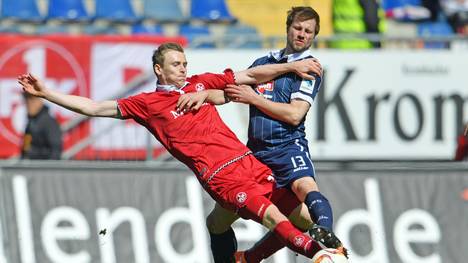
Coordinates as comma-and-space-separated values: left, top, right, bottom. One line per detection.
206, 206, 239, 234
291, 177, 319, 201
206, 213, 219, 233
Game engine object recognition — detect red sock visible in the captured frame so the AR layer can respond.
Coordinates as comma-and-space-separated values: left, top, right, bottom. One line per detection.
245, 225, 309, 262
271, 221, 321, 258
244, 232, 282, 262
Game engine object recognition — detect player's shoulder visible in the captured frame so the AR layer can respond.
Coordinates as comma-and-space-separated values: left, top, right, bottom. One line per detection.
250, 55, 271, 67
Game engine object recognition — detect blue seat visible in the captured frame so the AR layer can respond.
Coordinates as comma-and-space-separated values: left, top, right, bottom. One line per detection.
82, 24, 119, 35
35, 24, 70, 35
132, 23, 164, 35
95, 0, 140, 23
47, 0, 90, 21
224, 24, 261, 48
1, 0, 42, 21
190, 0, 235, 22
382, 0, 421, 10
417, 21, 453, 48
142, 0, 185, 22
179, 24, 215, 48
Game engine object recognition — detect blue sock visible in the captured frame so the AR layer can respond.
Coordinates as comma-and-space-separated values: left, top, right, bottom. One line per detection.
305, 191, 334, 230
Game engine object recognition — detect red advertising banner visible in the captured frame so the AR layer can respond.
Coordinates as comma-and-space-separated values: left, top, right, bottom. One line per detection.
0, 35, 186, 159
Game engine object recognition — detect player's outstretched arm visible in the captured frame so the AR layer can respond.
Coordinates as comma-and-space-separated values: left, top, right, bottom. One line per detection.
18, 73, 120, 118
464, 123, 468, 136
234, 58, 322, 85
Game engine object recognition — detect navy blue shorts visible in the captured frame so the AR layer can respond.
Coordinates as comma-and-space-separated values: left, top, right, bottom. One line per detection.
254, 139, 316, 188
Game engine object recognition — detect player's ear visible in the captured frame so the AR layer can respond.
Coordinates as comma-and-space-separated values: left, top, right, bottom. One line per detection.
154, 64, 162, 75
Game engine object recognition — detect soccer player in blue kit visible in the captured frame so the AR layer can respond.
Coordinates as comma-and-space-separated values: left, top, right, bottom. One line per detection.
177, 6, 347, 262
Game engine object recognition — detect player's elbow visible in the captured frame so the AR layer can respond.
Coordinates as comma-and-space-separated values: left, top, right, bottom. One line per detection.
285, 114, 303, 126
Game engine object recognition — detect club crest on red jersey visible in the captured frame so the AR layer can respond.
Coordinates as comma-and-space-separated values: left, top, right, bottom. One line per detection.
236, 192, 247, 203
256, 81, 274, 94
195, 83, 205, 91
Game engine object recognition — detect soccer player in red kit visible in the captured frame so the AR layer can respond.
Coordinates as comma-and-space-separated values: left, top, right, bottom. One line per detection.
18, 42, 326, 261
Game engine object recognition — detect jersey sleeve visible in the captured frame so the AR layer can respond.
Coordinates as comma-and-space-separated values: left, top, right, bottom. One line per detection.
117, 93, 148, 122
290, 73, 322, 105
193, 69, 236, 90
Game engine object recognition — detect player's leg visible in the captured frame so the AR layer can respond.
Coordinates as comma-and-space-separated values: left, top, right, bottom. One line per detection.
206, 203, 239, 263
242, 203, 312, 262
239, 195, 322, 260
290, 176, 345, 250
290, 176, 334, 230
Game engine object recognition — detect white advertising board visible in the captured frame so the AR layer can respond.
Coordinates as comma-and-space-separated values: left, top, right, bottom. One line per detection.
187, 50, 468, 159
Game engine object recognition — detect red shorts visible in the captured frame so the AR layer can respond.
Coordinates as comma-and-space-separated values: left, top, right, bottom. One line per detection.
203, 155, 300, 222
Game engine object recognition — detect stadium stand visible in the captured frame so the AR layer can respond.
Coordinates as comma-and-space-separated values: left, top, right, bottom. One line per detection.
46, 0, 90, 21
417, 19, 454, 48
0, 0, 465, 48
131, 23, 164, 35
142, 0, 186, 22
1, 0, 43, 22
225, 0, 333, 48
95, 0, 140, 23
190, 0, 236, 22
223, 23, 262, 48
179, 24, 215, 48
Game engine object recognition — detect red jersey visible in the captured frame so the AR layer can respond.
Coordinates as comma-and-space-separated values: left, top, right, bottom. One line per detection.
117, 69, 251, 179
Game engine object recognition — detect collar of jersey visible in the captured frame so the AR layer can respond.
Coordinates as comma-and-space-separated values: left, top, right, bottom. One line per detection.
155, 81, 189, 94
269, 49, 312, 62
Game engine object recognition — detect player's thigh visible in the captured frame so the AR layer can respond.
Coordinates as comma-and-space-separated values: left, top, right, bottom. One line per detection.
206, 203, 240, 234
288, 203, 313, 231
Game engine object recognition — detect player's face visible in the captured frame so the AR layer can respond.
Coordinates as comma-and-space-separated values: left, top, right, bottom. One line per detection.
285, 18, 316, 54
155, 50, 188, 88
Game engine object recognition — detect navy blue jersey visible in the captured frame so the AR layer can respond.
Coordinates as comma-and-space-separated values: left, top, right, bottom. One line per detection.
246, 49, 322, 158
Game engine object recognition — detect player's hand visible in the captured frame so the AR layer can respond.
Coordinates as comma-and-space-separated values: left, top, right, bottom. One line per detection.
17, 73, 47, 98
225, 84, 258, 104
177, 91, 208, 111
292, 58, 323, 80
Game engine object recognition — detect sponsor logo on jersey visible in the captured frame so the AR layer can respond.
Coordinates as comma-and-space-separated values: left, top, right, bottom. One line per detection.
170, 110, 186, 119
195, 83, 205, 91
256, 81, 274, 94
236, 192, 247, 203
299, 79, 314, 94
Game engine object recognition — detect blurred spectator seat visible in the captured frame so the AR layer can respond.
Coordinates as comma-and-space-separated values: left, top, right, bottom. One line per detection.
1, 0, 42, 22
142, 0, 185, 22
417, 20, 454, 48
47, 0, 90, 21
179, 24, 215, 48
0, 24, 22, 33
224, 24, 262, 48
190, 0, 236, 22
95, 0, 140, 23
83, 24, 119, 35
132, 23, 164, 35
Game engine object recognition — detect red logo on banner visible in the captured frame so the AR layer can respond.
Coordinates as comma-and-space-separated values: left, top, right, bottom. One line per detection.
0, 38, 88, 158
